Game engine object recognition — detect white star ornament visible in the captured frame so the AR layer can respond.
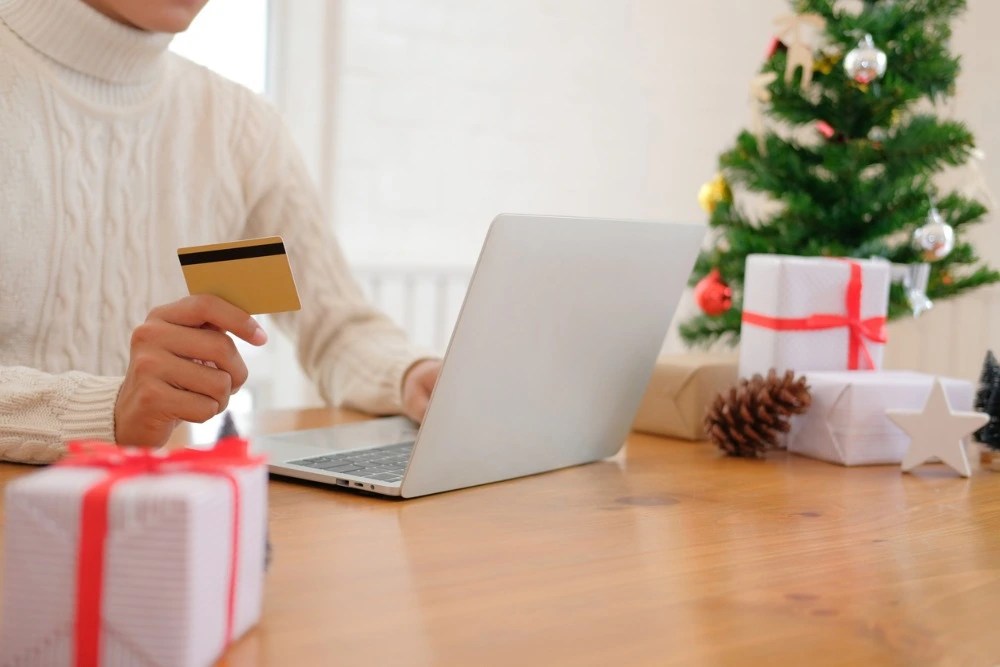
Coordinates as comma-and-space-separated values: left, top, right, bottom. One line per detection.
886, 379, 989, 477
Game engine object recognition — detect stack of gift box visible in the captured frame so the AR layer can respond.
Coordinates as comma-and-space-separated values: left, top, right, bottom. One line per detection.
740, 253, 976, 466
636, 253, 978, 467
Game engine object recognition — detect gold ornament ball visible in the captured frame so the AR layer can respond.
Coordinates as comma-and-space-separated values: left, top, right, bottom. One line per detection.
814, 51, 842, 76
698, 174, 732, 214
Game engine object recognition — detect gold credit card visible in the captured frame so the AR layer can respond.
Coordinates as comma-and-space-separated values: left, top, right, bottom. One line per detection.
178, 236, 301, 315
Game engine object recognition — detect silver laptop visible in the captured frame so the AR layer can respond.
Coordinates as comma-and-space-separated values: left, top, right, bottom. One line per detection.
254, 214, 705, 498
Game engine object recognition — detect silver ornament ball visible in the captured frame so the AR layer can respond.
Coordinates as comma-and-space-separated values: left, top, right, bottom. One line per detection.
912, 208, 955, 262
844, 34, 887, 84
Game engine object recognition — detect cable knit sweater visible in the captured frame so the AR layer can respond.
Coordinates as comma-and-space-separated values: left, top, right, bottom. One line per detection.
0, 0, 427, 463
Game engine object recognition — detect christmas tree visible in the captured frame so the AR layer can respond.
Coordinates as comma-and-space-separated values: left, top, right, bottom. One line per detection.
681, 0, 999, 347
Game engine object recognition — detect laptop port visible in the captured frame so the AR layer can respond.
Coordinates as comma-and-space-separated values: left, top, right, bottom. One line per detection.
336, 479, 349, 486
353, 482, 364, 488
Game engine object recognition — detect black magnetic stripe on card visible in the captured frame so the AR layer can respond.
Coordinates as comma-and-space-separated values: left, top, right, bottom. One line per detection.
178, 242, 286, 266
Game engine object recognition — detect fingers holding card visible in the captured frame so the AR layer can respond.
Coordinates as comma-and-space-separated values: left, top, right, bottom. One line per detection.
178, 236, 301, 315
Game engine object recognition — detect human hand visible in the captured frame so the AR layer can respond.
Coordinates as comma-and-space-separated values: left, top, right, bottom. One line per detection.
114, 295, 268, 447
401, 359, 442, 423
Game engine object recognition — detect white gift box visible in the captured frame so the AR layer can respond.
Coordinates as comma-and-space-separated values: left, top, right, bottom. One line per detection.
739, 254, 891, 378
1, 443, 267, 667
788, 371, 975, 466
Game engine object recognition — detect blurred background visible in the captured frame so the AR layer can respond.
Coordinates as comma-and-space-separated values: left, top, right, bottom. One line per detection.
171, 0, 1000, 417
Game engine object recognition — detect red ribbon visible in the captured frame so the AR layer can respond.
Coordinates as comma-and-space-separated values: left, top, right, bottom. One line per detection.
56, 438, 264, 666
741, 260, 888, 370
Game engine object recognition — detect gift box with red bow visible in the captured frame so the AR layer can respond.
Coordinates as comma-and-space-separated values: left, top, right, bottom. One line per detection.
1, 439, 267, 667
738, 254, 891, 378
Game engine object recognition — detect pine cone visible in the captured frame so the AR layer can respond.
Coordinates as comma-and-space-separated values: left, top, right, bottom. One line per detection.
704, 369, 812, 458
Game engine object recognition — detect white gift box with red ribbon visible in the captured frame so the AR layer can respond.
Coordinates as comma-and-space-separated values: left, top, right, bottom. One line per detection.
739, 254, 891, 378
0, 439, 267, 667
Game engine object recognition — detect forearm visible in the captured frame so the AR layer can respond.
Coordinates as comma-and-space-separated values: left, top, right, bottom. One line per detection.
275, 306, 431, 415
0, 366, 121, 464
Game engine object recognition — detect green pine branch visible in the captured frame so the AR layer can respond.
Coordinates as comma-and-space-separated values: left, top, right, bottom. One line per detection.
881, 115, 975, 180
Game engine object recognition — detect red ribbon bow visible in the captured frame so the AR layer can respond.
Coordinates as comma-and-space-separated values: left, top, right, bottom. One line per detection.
741, 260, 888, 370
56, 438, 264, 666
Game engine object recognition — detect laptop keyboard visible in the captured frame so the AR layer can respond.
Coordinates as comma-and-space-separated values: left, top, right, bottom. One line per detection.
288, 441, 415, 483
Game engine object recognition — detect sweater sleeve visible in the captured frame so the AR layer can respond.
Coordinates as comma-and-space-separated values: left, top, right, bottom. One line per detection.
0, 366, 121, 464
237, 99, 435, 415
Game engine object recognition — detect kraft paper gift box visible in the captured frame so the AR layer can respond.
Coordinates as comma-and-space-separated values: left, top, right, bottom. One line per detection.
739, 254, 891, 378
0, 439, 267, 667
633, 353, 738, 440
787, 371, 975, 466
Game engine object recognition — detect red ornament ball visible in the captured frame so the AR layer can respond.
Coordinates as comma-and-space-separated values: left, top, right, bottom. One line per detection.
694, 269, 732, 317
765, 36, 787, 59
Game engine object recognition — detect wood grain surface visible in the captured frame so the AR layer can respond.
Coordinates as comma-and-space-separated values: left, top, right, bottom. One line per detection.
2, 409, 998, 666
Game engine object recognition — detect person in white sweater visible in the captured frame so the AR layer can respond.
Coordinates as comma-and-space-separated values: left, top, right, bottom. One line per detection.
0, 0, 442, 463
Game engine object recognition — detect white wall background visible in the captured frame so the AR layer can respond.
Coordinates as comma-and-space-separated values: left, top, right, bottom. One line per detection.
171, 0, 268, 93
193, 0, 1000, 408
307, 0, 999, 266
327, 0, 796, 266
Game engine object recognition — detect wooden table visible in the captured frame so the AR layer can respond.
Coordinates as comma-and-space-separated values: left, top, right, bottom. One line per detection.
2, 409, 999, 666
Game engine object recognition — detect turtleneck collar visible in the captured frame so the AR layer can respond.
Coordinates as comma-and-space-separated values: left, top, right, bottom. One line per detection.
0, 0, 173, 85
